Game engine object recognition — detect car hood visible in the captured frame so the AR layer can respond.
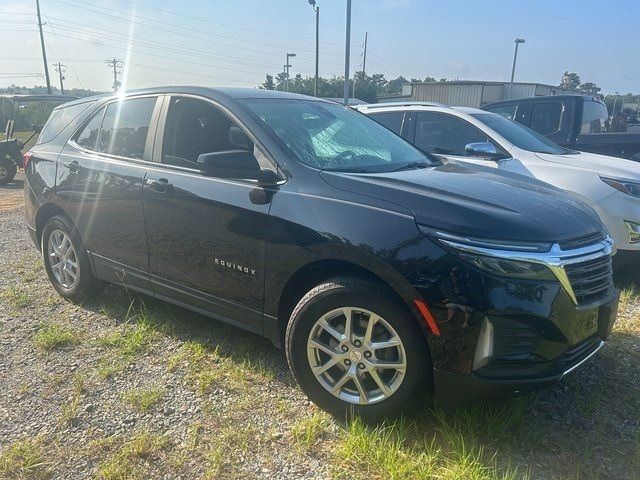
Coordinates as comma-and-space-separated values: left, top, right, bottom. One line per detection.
535, 151, 640, 180
320, 162, 603, 243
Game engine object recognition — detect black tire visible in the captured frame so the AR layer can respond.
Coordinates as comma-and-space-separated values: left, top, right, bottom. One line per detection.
285, 277, 432, 419
0, 156, 17, 185
41, 215, 103, 302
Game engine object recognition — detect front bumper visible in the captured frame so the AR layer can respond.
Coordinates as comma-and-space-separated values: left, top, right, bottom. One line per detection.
432, 292, 618, 407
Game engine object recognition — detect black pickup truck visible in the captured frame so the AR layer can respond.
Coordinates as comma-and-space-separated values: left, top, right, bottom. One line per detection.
483, 95, 640, 161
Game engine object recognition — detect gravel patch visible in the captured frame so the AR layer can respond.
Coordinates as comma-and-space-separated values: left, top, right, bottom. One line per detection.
1, 192, 639, 479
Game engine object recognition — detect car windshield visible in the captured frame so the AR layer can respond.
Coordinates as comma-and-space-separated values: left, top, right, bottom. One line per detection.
471, 112, 570, 155
240, 98, 436, 172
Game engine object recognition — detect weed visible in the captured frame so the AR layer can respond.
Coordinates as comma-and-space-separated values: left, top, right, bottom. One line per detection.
123, 387, 164, 412
33, 322, 79, 351
0, 438, 50, 479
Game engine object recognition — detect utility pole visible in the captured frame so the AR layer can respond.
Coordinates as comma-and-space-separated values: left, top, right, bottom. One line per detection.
35, 0, 52, 94
53, 62, 66, 94
105, 58, 124, 91
308, 1, 320, 97
285, 53, 296, 92
343, 0, 351, 105
508, 38, 525, 99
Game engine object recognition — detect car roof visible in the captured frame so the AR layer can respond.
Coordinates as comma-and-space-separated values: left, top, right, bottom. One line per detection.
485, 94, 603, 107
71, 86, 328, 106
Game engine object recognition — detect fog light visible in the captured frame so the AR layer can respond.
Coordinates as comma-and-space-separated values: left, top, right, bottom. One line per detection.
473, 317, 494, 370
624, 221, 640, 243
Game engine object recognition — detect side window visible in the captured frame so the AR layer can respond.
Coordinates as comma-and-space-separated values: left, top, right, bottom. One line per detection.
161, 97, 253, 169
414, 112, 490, 156
530, 102, 562, 135
96, 97, 157, 159
37, 102, 94, 145
582, 100, 610, 133
486, 105, 517, 121
368, 112, 405, 135
75, 109, 104, 150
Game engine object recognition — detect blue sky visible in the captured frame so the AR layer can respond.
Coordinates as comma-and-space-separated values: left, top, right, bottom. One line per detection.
1, 0, 638, 94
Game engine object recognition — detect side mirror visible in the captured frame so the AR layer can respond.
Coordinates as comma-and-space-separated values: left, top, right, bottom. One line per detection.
197, 150, 278, 184
464, 142, 505, 160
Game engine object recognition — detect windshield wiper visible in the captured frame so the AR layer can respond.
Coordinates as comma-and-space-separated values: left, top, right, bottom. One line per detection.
324, 167, 371, 173
390, 161, 433, 172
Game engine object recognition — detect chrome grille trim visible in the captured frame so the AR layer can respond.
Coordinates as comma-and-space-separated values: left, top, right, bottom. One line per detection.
439, 236, 615, 305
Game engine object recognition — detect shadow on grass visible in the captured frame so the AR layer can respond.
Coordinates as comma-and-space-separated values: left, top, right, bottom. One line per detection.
79, 282, 639, 479
79, 284, 295, 387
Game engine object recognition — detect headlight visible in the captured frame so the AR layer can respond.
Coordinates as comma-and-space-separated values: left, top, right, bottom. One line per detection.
600, 176, 640, 198
420, 227, 556, 280
455, 252, 556, 280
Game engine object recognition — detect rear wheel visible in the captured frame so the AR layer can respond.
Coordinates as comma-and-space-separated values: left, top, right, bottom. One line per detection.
0, 156, 17, 185
285, 277, 432, 419
42, 216, 103, 302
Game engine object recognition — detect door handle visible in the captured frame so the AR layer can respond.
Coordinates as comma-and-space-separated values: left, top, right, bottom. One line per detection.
145, 177, 173, 193
64, 160, 79, 173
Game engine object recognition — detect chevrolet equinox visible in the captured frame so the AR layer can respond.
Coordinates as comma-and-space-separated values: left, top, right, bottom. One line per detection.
24, 88, 619, 417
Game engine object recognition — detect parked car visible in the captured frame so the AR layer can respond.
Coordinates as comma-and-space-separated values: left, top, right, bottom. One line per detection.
356, 102, 640, 263
482, 95, 640, 161
25, 88, 618, 418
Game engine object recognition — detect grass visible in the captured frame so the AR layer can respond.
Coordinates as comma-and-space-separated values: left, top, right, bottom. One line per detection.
96, 431, 170, 480
123, 387, 164, 413
0, 438, 51, 480
95, 301, 163, 378
290, 410, 332, 451
59, 374, 87, 426
334, 416, 527, 480
33, 322, 79, 351
1, 285, 31, 309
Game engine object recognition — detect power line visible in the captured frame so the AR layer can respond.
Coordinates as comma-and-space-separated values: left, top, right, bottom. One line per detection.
48, 0, 359, 54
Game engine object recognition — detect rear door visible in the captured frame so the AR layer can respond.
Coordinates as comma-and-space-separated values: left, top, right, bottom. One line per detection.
56, 95, 161, 290
141, 95, 272, 332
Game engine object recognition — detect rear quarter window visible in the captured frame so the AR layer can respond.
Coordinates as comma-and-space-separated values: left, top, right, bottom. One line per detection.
36, 101, 94, 145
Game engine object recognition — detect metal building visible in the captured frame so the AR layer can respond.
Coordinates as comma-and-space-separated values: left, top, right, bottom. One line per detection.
378, 81, 580, 107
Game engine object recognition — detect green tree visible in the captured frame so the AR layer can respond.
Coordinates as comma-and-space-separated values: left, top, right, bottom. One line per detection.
560, 71, 581, 89
578, 82, 601, 95
260, 74, 275, 90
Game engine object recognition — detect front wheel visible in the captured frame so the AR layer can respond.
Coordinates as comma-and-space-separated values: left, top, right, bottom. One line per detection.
285, 277, 432, 419
0, 156, 17, 185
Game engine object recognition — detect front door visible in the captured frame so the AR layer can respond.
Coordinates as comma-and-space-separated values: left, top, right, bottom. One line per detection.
142, 96, 271, 332
56, 95, 160, 289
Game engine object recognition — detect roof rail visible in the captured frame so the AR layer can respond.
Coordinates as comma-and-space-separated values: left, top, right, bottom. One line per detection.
354, 101, 450, 110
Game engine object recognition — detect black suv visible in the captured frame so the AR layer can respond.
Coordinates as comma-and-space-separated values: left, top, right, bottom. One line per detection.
24, 88, 618, 417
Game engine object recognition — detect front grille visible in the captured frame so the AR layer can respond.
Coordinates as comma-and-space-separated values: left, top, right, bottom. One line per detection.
565, 255, 613, 305
559, 232, 605, 250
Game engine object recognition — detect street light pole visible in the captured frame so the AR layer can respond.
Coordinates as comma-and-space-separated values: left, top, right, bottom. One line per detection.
508, 38, 525, 99
343, 0, 351, 105
309, 0, 320, 97
285, 52, 296, 92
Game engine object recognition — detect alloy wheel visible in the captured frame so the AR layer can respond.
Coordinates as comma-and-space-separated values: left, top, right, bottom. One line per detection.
47, 229, 79, 289
306, 306, 407, 405
0, 165, 7, 180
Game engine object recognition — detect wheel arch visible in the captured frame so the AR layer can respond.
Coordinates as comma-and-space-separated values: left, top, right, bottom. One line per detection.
274, 258, 433, 351
35, 203, 79, 248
